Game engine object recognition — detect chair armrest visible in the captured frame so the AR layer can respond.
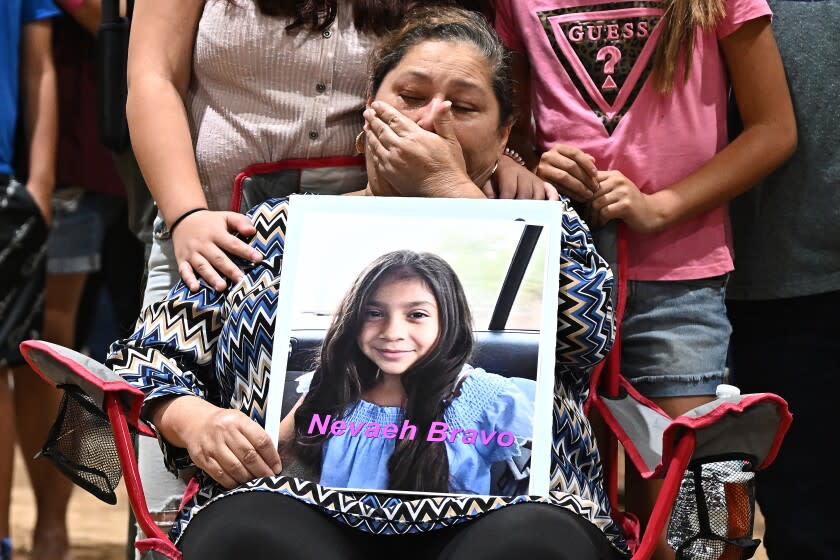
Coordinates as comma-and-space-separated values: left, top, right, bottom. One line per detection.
665, 392, 792, 472
20, 340, 181, 558
20, 339, 152, 436
591, 376, 792, 478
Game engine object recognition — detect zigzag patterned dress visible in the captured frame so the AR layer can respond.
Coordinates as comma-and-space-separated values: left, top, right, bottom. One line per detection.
107, 197, 629, 557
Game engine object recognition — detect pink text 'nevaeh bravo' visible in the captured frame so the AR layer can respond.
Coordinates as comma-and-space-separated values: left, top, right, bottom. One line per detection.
307, 414, 516, 447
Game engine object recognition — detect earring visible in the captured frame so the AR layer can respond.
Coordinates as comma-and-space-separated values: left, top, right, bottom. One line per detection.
375, 368, 382, 382
491, 160, 499, 176
355, 130, 366, 155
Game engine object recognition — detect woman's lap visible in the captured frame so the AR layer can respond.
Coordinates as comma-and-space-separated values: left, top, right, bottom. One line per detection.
433, 502, 621, 560
179, 493, 621, 560
179, 492, 368, 560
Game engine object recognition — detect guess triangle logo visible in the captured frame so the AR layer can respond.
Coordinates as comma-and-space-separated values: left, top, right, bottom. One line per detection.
538, 2, 664, 134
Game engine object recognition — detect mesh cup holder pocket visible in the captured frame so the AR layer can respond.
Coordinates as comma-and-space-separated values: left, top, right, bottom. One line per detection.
667, 460, 761, 560
39, 384, 127, 505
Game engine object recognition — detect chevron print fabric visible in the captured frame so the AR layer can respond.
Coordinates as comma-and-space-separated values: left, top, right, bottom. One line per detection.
106, 197, 628, 556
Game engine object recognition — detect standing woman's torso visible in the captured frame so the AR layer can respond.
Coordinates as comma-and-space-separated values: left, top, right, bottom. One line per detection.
188, 0, 376, 210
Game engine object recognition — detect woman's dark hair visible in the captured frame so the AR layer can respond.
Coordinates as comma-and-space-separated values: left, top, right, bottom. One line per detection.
368, 5, 514, 128
243, 0, 456, 34
291, 250, 474, 492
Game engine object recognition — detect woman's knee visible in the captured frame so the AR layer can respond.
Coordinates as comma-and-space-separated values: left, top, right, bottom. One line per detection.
179, 492, 364, 560
440, 504, 618, 560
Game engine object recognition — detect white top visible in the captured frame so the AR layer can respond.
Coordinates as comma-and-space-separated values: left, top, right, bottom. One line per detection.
189, 0, 376, 210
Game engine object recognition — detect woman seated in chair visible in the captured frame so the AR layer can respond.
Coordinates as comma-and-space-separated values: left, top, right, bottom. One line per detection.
107, 7, 628, 559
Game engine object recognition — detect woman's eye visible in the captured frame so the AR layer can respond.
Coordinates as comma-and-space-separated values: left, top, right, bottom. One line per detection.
364, 309, 383, 319
399, 94, 425, 107
452, 104, 477, 113
408, 311, 430, 320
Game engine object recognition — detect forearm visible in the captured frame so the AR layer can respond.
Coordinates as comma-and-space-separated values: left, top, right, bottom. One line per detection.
126, 0, 205, 226
650, 122, 797, 231
640, 16, 797, 232
126, 76, 208, 224
148, 395, 217, 449
22, 23, 58, 199
588, 18, 795, 234
148, 388, 283, 486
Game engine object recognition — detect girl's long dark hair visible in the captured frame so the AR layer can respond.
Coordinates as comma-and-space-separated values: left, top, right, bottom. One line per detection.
291, 250, 474, 492
244, 0, 457, 34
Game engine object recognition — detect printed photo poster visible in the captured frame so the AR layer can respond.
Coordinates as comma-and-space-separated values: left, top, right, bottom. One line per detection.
265, 195, 564, 498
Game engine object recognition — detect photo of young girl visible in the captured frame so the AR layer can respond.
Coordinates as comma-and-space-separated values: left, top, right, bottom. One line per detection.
276, 250, 535, 496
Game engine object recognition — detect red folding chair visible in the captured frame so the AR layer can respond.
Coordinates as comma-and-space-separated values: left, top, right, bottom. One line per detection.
19, 156, 368, 560
18, 217, 791, 560
230, 155, 366, 214
19, 341, 179, 560
18, 337, 791, 560
586, 225, 792, 559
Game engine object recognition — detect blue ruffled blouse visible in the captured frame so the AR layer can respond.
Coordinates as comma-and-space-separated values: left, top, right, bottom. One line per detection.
309, 365, 534, 495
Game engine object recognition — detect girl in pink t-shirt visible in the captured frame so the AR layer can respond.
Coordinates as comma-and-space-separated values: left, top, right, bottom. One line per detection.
492, 0, 795, 557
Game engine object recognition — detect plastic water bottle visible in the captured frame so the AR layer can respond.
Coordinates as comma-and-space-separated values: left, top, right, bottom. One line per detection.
715, 384, 741, 400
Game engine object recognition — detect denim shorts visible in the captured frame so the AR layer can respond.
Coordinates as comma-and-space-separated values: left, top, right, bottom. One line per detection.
620, 275, 731, 398
47, 188, 123, 274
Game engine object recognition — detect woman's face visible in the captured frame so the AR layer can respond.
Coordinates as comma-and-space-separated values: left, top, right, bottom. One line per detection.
357, 276, 440, 376
371, 40, 511, 186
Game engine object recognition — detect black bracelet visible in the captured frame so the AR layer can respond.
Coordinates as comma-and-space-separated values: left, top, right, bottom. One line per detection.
168, 207, 208, 235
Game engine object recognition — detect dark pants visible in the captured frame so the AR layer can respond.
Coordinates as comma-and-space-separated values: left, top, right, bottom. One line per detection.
727, 291, 840, 560
179, 493, 621, 560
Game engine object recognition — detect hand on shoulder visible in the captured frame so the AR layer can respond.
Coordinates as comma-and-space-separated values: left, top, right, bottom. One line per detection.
170, 209, 264, 292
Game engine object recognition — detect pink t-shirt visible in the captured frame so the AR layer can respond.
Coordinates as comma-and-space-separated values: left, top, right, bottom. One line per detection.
495, 0, 771, 280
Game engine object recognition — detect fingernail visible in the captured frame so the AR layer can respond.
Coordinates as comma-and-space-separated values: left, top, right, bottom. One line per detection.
273, 463, 282, 473
251, 250, 263, 262
371, 101, 383, 111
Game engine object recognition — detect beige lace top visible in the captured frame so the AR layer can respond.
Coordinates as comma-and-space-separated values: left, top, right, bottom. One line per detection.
188, 0, 375, 210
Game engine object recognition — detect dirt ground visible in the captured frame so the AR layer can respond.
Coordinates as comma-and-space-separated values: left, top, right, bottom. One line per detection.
10, 449, 129, 560
10, 448, 769, 560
